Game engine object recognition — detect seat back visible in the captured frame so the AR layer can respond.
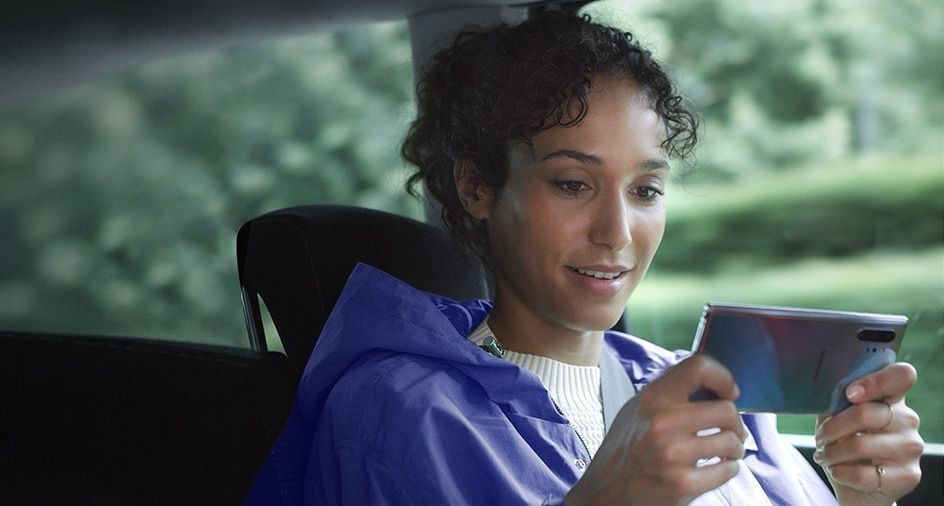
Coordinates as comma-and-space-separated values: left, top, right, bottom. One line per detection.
1, 331, 294, 504
236, 205, 489, 381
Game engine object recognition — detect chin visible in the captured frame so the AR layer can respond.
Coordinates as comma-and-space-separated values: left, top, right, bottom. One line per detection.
563, 307, 626, 332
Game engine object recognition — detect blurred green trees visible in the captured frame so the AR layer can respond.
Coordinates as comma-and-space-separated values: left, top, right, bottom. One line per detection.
0, 0, 941, 441
589, 0, 943, 178
0, 22, 417, 342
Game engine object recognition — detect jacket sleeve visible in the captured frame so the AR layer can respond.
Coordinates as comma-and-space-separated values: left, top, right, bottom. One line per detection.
306, 355, 577, 505
308, 445, 412, 505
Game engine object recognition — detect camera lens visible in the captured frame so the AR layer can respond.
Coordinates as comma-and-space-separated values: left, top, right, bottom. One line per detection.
858, 329, 896, 342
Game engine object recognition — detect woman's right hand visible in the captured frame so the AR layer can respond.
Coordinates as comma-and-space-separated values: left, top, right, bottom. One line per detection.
566, 355, 747, 505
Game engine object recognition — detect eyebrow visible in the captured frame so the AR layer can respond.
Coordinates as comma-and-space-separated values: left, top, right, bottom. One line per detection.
640, 159, 672, 172
538, 149, 671, 172
539, 149, 604, 166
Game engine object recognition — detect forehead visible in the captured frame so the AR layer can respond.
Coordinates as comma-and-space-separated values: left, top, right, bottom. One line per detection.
527, 77, 666, 155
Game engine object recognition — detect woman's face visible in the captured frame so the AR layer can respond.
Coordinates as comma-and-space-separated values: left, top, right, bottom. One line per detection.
479, 78, 669, 336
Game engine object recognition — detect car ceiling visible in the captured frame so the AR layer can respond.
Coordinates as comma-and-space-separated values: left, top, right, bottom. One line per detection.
0, 0, 586, 105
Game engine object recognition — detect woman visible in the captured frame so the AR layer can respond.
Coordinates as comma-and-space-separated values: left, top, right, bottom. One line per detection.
246, 12, 922, 505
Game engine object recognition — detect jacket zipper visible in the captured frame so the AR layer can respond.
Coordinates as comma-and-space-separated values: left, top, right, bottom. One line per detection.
550, 397, 591, 462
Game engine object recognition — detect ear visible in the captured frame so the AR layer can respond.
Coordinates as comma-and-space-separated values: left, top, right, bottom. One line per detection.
454, 158, 494, 220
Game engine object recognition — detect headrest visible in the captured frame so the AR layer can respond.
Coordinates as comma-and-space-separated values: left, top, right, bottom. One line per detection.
237, 205, 489, 378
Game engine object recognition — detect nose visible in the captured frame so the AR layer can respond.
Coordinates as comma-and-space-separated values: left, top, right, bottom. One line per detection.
589, 190, 632, 251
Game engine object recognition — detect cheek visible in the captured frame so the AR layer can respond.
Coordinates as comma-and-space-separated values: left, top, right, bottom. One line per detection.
524, 198, 592, 257
490, 190, 559, 246
485, 192, 534, 258
636, 209, 666, 253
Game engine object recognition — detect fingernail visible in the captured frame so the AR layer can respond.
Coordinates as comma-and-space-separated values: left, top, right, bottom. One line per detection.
846, 384, 866, 402
813, 448, 823, 464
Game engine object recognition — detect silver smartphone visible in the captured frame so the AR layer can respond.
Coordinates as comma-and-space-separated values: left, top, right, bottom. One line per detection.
690, 303, 908, 414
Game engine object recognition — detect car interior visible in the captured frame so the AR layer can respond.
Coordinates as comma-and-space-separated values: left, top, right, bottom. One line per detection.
2, 0, 940, 504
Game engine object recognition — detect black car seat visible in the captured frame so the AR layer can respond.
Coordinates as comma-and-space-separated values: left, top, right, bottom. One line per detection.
1, 331, 294, 504
236, 204, 490, 384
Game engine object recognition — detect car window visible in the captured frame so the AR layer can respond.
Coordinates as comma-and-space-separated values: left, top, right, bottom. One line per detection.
1, 1, 940, 446
0, 20, 419, 347
584, 0, 943, 442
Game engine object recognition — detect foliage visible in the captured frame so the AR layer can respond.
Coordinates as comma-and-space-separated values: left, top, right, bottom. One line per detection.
0, 22, 418, 345
625, 157, 944, 441
0, 0, 941, 441
659, 156, 944, 272
587, 0, 944, 179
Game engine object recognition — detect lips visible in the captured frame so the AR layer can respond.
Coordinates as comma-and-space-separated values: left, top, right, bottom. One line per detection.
567, 265, 632, 297
573, 268, 625, 280
569, 264, 632, 280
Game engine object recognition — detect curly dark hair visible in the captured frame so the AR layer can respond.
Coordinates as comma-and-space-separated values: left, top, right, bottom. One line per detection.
403, 11, 698, 261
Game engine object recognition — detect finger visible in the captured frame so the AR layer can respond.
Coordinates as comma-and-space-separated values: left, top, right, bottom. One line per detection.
826, 461, 884, 494
695, 430, 747, 462
647, 355, 740, 406
641, 428, 745, 473
815, 431, 923, 468
650, 420, 746, 467
688, 458, 742, 494
844, 362, 917, 406
699, 402, 750, 442
817, 402, 891, 446
826, 460, 922, 498
817, 401, 920, 447
648, 400, 748, 443
628, 401, 747, 473
656, 459, 741, 503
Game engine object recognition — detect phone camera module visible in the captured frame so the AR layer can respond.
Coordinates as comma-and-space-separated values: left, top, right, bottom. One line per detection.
858, 329, 896, 343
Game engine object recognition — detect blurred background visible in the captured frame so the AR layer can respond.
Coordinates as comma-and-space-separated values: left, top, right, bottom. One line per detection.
1, 0, 940, 440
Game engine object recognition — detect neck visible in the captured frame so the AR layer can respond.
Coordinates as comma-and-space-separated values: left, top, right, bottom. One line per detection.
487, 303, 604, 366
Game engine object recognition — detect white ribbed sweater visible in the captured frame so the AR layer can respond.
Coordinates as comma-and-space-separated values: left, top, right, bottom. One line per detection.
467, 321, 605, 457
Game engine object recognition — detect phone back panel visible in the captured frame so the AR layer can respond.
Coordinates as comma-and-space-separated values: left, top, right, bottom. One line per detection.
692, 303, 908, 414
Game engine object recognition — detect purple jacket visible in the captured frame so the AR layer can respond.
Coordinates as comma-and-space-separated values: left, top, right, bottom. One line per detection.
245, 264, 836, 505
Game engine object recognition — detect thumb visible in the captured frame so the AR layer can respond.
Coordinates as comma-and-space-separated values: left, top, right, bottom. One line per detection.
650, 355, 741, 406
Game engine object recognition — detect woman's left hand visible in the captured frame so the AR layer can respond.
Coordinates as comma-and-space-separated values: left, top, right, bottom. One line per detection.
813, 362, 923, 506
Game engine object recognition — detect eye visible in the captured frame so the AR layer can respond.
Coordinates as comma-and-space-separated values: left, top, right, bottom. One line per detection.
554, 180, 590, 196
632, 184, 665, 202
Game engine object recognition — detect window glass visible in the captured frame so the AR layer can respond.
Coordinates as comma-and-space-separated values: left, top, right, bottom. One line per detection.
1, 3, 940, 445
0, 21, 419, 347
585, 0, 943, 442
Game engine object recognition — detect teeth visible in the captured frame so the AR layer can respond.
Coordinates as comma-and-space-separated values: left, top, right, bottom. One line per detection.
576, 268, 621, 280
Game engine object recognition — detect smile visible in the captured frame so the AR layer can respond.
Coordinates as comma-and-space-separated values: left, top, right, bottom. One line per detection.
572, 268, 627, 280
